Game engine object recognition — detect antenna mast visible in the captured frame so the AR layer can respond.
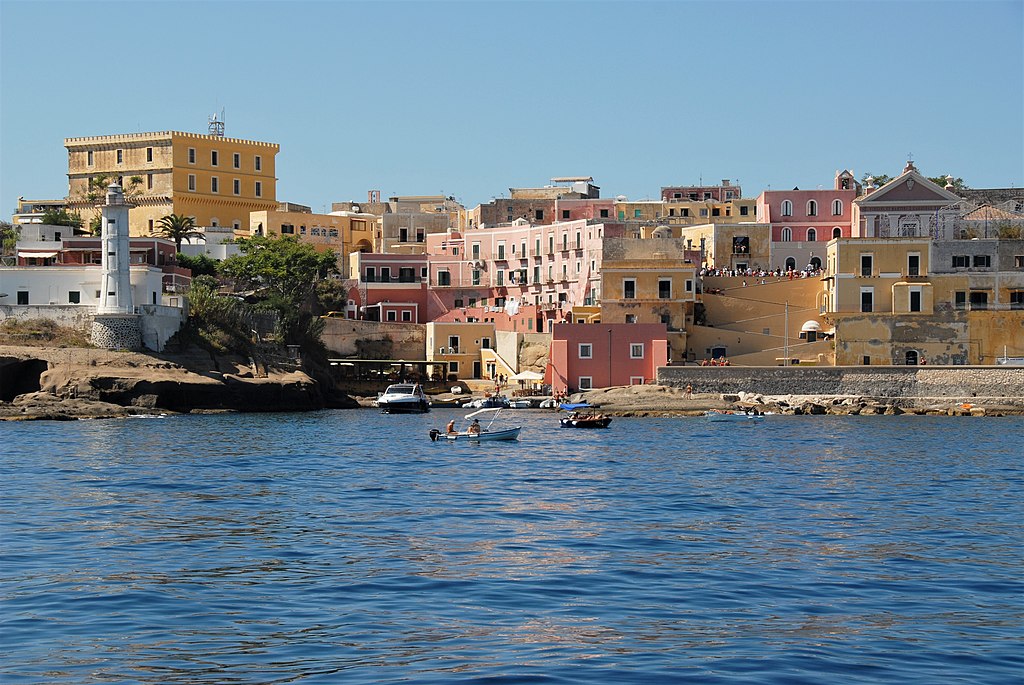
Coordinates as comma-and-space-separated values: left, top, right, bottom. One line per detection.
208, 109, 225, 137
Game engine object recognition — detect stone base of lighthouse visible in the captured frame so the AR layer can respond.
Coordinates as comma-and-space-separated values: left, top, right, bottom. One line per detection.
91, 314, 142, 350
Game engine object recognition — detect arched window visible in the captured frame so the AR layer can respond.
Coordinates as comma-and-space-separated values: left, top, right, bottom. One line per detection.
807, 228, 817, 242
832, 226, 842, 239
807, 200, 818, 216
785, 257, 796, 271
781, 227, 792, 242
781, 200, 793, 216
905, 350, 919, 366
832, 199, 843, 215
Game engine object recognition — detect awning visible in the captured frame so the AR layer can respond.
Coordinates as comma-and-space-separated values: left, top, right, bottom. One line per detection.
18, 251, 58, 258
510, 370, 544, 381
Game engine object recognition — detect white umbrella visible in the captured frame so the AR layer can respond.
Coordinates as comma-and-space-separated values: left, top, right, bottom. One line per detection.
510, 370, 544, 381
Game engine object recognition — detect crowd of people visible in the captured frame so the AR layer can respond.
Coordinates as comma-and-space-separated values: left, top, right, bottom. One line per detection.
699, 266, 824, 280
700, 357, 732, 366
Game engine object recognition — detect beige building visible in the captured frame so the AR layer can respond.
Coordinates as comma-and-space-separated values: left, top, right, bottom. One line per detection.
250, 209, 376, 265
679, 222, 772, 271
599, 237, 696, 361
65, 130, 279, 236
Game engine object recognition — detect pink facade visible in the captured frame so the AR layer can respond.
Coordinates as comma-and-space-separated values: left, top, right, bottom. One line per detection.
347, 253, 428, 322
757, 188, 857, 243
423, 220, 624, 333
549, 322, 669, 393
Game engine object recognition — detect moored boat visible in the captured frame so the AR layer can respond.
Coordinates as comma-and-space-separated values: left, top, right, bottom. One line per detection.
374, 383, 430, 414
704, 409, 764, 422
558, 402, 612, 428
430, 407, 522, 442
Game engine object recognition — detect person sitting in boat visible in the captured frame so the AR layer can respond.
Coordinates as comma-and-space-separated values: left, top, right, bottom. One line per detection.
446, 419, 456, 434
468, 419, 481, 435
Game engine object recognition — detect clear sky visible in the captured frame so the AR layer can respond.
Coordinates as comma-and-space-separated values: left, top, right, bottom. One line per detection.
2, 0, 1022, 216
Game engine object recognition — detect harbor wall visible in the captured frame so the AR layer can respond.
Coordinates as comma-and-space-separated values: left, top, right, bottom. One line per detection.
656, 365, 1024, 400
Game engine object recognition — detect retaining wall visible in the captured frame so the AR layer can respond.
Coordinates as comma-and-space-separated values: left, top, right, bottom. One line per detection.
657, 365, 1024, 400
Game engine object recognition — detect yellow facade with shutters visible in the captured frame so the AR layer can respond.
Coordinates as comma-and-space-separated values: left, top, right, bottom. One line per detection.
65, 131, 279, 237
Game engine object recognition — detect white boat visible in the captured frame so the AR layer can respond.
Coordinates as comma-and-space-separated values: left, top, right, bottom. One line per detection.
373, 383, 430, 414
704, 409, 765, 422
430, 407, 522, 442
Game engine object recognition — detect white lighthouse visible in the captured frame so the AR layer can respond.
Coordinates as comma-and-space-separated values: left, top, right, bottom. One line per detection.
97, 183, 133, 314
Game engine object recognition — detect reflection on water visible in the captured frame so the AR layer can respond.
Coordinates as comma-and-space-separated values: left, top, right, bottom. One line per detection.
2, 412, 1022, 684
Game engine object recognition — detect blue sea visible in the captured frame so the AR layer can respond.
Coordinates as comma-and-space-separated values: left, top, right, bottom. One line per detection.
2, 410, 1022, 684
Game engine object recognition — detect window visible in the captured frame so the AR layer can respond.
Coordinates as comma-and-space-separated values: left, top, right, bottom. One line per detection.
386, 310, 397, 322
402, 310, 412, 322
144, 147, 153, 163
578, 377, 593, 390
448, 335, 460, 352
579, 343, 593, 359
255, 181, 262, 197
685, 279, 693, 293
908, 254, 920, 276
147, 173, 153, 190
740, 205, 749, 216
188, 174, 196, 191
364, 266, 376, 282
497, 242, 505, 259
806, 228, 817, 242
280, 223, 294, 235
600, 209, 609, 218
562, 233, 568, 250
399, 227, 409, 243
623, 279, 636, 299
860, 254, 873, 277
87, 150, 94, 166
630, 343, 644, 359
449, 361, 459, 373
116, 149, 123, 164
211, 177, 219, 193
658, 279, 672, 299
399, 267, 415, 283
832, 199, 843, 215
910, 288, 922, 312
625, 314, 637, 323
575, 232, 581, 249
1010, 291, 1024, 309
496, 270, 504, 286
952, 255, 969, 268
437, 270, 451, 286
860, 287, 874, 313
634, 209, 642, 218
833, 227, 842, 239
807, 200, 818, 216
781, 200, 793, 216
969, 291, 989, 310
562, 209, 570, 219
417, 229, 425, 243
17, 291, 28, 305
712, 207, 721, 217
188, 147, 196, 164
233, 179, 240, 195
1014, 255, 1024, 268
954, 291, 966, 310
535, 209, 544, 221
973, 255, 991, 268
781, 227, 792, 242
255, 155, 262, 171
699, 208, 708, 217
380, 267, 391, 282
68, 291, 81, 304
233, 152, 240, 168
211, 150, 219, 166
472, 270, 480, 285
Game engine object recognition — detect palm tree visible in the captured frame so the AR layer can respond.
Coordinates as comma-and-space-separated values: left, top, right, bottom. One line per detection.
155, 213, 203, 253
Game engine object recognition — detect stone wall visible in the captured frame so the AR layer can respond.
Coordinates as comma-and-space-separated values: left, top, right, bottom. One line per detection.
91, 315, 142, 350
321, 319, 425, 359
657, 365, 1024, 400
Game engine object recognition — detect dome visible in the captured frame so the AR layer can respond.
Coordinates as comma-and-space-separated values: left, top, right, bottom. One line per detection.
801, 320, 822, 333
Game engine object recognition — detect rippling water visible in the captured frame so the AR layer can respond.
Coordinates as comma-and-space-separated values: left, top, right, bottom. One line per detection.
2, 411, 1022, 683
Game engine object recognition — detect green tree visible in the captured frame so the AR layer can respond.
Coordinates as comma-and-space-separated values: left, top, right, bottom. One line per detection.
220, 236, 339, 347
861, 173, 892, 187
928, 175, 969, 192
1, 221, 19, 256
41, 208, 83, 228
996, 223, 1023, 240
155, 213, 203, 253
175, 252, 219, 277
182, 275, 252, 353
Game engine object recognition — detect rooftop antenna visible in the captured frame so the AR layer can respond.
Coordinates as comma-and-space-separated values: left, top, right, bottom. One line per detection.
209, 109, 225, 137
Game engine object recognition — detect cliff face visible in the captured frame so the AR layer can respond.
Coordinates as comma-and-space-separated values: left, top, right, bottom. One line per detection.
0, 346, 357, 418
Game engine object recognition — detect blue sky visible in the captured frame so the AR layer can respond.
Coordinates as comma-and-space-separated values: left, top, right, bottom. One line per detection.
2, 0, 1022, 216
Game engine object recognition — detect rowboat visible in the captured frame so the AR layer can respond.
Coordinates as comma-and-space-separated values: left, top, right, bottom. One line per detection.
558, 402, 612, 428
429, 407, 522, 442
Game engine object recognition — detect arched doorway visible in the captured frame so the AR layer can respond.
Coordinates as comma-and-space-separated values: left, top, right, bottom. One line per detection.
785, 257, 796, 271
905, 350, 919, 365
809, 256, 822, 270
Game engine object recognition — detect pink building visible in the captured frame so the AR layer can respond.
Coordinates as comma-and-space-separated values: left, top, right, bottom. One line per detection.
756, 170, 860, 271
346, 252, 428, 322
549, 322, 670, 393
425, 219, 624, 333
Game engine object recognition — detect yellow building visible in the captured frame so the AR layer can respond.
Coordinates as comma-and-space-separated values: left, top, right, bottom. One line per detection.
426, 321, 499, 380
599, 237, 696, 360
65, 130, 279, 236
678, 223, 771, 271
250, 209, 375, 267
823, 237, 1024, 365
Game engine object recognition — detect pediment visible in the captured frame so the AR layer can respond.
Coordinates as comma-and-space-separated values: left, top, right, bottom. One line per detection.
859, 168, 961, 206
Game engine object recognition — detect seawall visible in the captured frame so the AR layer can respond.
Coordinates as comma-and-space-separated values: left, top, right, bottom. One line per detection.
657, 365, 1024, 403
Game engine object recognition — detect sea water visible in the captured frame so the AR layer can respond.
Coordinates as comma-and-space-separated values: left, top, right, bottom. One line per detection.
2, 411, 1022, 684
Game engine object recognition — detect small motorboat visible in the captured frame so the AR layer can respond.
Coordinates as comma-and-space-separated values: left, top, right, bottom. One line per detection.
558, 402, 612, 428
430, 407, 522, 442
374, 383, 430, 414
704, 409, 764, 422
